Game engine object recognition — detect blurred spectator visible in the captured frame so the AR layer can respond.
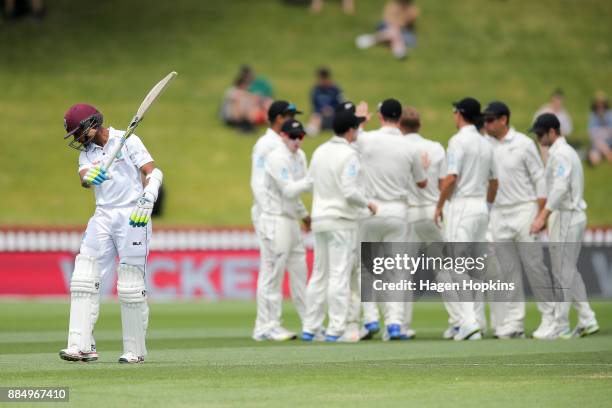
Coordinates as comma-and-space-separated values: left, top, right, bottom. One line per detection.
534, 88, 573, 138
587, 91, 612, 166
220, 68, 271, 134
311, 0, 355, 14
355, 0, 419, 60
3, 0, 45, 21
306, 67, 343, 135
240, 65, 275, 99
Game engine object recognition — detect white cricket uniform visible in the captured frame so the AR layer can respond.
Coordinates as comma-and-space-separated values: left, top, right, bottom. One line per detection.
487, 128, 555, 335
253, 143, 311, 337
78, 127, 153, 274
304, 136, 369, 337
251, 128, 284, 226
356, 127, 426, 328
403, 133, 462, 328
545, 137, 597, 331
445, 124, 497, 328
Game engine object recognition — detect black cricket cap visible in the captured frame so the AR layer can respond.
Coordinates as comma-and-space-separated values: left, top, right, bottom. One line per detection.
335, 101, 356, 114
333, 108, 366, 135
281, 119, 306, 138
378, 98, 402, 120
268, 100, 302, 122
529, 113, 561, 135
483, 101, 511, 120
453, 97, 482, 121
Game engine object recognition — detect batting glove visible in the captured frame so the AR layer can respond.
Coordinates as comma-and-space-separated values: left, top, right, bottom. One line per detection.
83, 166, 110, 186
129, 193, 155, 227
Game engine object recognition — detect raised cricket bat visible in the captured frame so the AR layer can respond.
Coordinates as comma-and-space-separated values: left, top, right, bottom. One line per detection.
101, 71, 178, 171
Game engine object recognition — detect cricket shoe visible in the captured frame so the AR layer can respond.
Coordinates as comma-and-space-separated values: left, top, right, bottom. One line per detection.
325, 334, 340, 342
301, 328, 326, 342
118, 352, 144, 364
359, 321, 380, 340
385, 324, 403, 341
339, 323, 361, 343
443, 326, 460, 340
572, 322, 600, 338
532, 316, 555, 339
383, 328, 415, 341
453, 323, 481, 341
59, 346, 98, 362
494, 328, 526, 339
550, 326, 573, 340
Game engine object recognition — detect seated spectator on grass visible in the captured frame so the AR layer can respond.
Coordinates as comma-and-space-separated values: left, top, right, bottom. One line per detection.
220, 72, 270, 134
588, 91, 612, 166
240, 65, 275, 99
355, 0, 419, 60
306, 67, 343, 135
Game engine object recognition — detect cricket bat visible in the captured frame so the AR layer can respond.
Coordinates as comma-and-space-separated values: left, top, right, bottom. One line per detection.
101, 71, 178, 171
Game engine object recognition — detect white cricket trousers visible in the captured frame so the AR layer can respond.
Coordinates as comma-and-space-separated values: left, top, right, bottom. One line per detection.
253, 213, 307, 336
489, 202, 556, 333
405, 205, 463, 329
360, 215, 407, 327
303, 228, 357, 337
548, 210, 597, 331
80, 206, 152, 274
444, 197, 489, 328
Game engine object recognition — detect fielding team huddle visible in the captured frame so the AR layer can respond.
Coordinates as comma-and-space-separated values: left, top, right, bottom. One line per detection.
250, 97, 600, 343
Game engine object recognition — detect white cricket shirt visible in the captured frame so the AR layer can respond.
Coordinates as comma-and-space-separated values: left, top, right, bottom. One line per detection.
310, 136, 368, 231
404, 133, 446, 206
446, 125, 496, 199
545, 137, 587, 212
356, 126, 426, 212
78, 127, 153, 208
262, 143, 311, 220
489, 128, 546, 207
250, 128, 283, 214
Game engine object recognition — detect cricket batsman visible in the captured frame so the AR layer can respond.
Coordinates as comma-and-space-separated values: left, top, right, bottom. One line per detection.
529, 113, 599, 338
434, 97, 498, 341
252, 119, 311, 341
59, 103, 163, 363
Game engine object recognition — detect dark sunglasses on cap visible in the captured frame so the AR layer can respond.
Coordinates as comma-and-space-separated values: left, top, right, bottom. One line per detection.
287, 132, 305, 140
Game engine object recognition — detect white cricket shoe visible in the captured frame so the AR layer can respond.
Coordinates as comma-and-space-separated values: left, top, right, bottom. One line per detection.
339, 323, 360, 343
572, 322, 600, 338
355, 34, 376, 49
118, 352, 144, 364
443, 325, 460, 340
494, 326, 525, 339
532, 316, 555, 339
253, 327, 297, 342
59, 346, 98, 362
453, 323, 481, 341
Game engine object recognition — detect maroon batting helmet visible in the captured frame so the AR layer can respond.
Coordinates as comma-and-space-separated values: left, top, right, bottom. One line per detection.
63, 103, 103, 151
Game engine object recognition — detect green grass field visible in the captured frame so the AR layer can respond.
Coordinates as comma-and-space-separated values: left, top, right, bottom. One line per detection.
1, 0, 611, 226
1, 301, 611, 407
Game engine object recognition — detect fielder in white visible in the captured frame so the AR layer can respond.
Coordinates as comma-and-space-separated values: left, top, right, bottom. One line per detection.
530, 113, 599, 339
354, 99, 427, 341
59, 103, 163, 363
434, 97, 498, 341
482, 101, 556, 339
253, 119, 311, 341
400, 106, 464, 339
302, 107, 377, 342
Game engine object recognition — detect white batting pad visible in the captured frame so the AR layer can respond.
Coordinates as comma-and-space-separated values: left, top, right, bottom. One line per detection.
67, 254, 101, 352
117, 264, 149, 357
